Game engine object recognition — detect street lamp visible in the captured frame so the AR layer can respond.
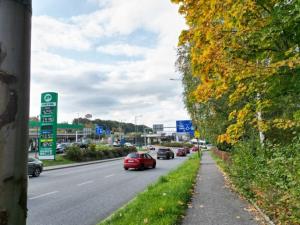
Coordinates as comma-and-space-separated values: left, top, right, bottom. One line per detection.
169, 78, 181, 81
134, 115, 142, 145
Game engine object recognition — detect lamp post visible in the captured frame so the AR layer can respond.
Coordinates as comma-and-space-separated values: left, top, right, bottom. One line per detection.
134, 115, 142, 145
0, 1, 32, 224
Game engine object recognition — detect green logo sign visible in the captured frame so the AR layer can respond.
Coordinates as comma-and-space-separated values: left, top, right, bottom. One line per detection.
39, 92, 58, 160
44, 93, 52, 102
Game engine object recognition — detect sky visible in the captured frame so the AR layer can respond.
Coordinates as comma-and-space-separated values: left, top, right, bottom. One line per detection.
30, 0, 189, 127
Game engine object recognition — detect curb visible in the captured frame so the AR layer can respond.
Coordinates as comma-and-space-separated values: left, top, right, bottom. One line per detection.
249, 200, 276, 225
44, 157, 124, 171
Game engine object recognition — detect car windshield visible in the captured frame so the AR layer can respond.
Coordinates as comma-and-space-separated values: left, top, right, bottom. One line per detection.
127, 153, 139, 158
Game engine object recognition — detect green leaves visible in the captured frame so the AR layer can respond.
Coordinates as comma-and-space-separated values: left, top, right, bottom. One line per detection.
173, 0, 300, 145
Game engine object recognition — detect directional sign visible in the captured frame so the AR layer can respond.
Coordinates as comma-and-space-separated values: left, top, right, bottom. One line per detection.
176, 120, 194, 135
95, 126, 103, 135
39, 92, 58, 160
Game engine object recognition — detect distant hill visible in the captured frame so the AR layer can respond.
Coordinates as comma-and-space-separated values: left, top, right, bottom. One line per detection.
73, 118, 152, 134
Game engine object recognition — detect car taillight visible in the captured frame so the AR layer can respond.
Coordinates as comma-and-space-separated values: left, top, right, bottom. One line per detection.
125, 158, 138, 163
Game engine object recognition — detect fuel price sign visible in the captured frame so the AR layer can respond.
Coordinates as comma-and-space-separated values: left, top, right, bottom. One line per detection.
39, 92, 58, 160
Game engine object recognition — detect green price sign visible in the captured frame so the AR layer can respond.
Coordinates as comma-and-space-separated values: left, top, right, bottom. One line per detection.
39, 92, 58, 160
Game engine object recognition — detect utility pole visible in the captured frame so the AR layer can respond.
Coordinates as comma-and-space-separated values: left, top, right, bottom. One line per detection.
0, 1, 32, 225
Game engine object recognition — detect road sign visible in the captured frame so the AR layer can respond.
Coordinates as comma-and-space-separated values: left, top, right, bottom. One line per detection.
153, 124, 164, 133
95, 126, 103, 135
176, 120, 194, 135
39, 92, 58, 160
194, 130, 200, 138
106, 129, 111, 135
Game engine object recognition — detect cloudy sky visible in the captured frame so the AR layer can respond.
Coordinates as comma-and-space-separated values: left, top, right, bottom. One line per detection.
30, 0, 189, 127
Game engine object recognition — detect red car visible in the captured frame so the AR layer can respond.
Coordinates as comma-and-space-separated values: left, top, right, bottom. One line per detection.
124, 152, 156, 170
176, 148, 187, 157
191, 146, 199, 152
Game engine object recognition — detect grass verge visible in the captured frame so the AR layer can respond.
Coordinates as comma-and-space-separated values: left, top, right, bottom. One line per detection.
98, 153, 201, 225
41, 155, 76, 167
209, 151, 227, 171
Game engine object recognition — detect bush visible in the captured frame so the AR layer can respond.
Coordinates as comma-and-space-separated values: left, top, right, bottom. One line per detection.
161, 142, 193, 148
226, 139, 300, 225
216, 142, 233, 152
65, 146, 83, 161
65, 145, 137, 162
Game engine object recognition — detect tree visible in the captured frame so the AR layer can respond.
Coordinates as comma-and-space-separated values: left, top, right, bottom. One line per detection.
172, 0, 300, 145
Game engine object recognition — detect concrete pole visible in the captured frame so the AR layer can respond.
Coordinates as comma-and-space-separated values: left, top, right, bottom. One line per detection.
0, 1, 32, 225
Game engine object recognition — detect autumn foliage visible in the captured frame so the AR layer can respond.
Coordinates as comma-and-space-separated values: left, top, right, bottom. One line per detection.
173, 0, 300, 224
173, 0, 300, 144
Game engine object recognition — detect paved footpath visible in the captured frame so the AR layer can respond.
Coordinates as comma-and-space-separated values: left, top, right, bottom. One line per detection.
182, 151, 258, 225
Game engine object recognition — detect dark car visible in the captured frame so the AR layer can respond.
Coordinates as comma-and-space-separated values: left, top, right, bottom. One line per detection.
176, 148, 187, 157
28, 157, 43, 177
56, 143, 68, 154
184, 147, 190, 154
124, 152, 156, 170
157, 148, 174, 159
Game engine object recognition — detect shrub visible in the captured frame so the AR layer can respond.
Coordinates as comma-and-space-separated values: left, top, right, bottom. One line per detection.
65, 145, 137, 162
161, 142, 193, 148
226, 139, 300, 225
65, 146, 83, 161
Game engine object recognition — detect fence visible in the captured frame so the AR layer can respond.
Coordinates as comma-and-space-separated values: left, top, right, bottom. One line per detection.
212, 147, 231, 162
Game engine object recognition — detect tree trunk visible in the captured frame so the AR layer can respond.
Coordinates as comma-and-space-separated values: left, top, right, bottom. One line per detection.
0, 1, 32, 225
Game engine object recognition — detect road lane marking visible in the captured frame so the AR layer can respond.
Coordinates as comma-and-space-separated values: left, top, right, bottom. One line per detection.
52, 162, 121, 177
77, 180, 94, 186
29, 191, 59, 200
105, 174, 115, 178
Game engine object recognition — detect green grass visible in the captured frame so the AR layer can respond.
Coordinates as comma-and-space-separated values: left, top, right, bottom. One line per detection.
41, 155, 76, 167
210, 151, 227, 171
98, 153, 201, 225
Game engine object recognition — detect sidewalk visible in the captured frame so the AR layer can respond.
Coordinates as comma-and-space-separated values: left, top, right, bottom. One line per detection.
182, 151, 258, 225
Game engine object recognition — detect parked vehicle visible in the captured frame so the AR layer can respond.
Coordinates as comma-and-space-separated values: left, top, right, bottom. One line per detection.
28, 157, 43, 177
124, 152, 156, 170
176, 148, 187, 157
56, 143, 68, 154
124, 142, 134, 147
157, 148, 174, 159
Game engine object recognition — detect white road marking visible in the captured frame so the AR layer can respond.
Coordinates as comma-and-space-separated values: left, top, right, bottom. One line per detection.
77, 180, 94, 186
52, 162, 121, 177
105, 174, 115, 178
29, 191, 59, 200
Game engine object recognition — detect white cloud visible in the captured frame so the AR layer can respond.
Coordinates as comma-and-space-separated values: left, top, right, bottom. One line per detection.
30, 0, 189, 127
97, 43, 151, 57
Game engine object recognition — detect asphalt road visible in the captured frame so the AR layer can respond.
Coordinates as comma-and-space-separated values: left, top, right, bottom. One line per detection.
27, 152, 189, 225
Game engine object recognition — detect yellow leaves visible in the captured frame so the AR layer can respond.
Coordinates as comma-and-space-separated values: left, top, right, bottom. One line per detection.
228, 110, 237, 121
173, 0, 300, 145
272, 119, 298, 130
218, 133, 231, 143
